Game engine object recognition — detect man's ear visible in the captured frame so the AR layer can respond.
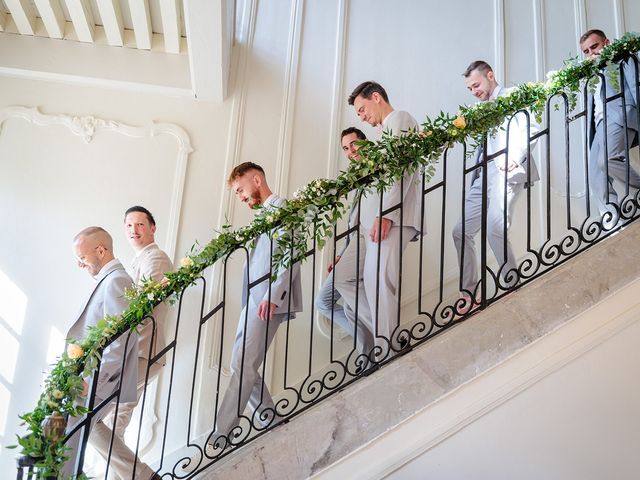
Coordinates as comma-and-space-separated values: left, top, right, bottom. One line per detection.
372, 91, 381, 104
487, 70, 495, 83
252, 173, 263, 188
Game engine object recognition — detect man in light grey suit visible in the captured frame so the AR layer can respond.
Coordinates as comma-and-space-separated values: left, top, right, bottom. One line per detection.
314, 127, 373, 358
339, 81, 423, 358
452, 61, 539, 307
63, 227, 159, 480
210, 162, 302, 448
580, 29, 640, 219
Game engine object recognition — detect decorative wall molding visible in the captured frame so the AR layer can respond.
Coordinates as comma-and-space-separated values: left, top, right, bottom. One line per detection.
532, 0, 546, 83
326, 0, 348, 181
573, 0, 587, 51
493, 0, 506, 85
274, 0, 305, 197
316, 0, 349, 342
613, 0, 625, 38
0, 105, 193, 259
204, 0, 258, 378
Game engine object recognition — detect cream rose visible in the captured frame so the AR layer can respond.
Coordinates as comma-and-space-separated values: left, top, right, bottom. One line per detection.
180, 257, 194, 268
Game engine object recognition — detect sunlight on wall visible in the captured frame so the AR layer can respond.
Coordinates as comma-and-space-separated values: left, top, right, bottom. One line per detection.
0, 323, 19, 385
46, 326, 65, 366
0, 269, 27, 335
0, 269, 27, 439
0, 382, 9, 438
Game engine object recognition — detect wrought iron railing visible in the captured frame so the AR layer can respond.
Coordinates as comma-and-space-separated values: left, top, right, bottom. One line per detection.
17, 51, 640, 479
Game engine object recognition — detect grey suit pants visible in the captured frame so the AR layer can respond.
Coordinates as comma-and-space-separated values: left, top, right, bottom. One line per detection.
589, 123, 640, 216
332, 227, 414, 357
453, 166, 523, 295
213, 305, 289, 440
315, 255, 371, 355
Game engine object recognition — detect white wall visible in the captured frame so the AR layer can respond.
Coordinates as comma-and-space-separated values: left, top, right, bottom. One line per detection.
1, 0, 639, 474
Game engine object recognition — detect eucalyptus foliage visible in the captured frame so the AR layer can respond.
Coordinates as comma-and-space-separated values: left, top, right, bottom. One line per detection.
11, 33, 639, 478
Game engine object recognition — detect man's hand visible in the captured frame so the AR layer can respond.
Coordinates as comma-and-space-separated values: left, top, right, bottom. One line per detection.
496, 158, 518, 172
327, 255, 342, 273
82, 380, 89, 397
258, 301, 278, 321
370, 217, 393, 243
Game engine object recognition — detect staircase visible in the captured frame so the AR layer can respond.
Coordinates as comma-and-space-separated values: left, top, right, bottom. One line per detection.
195, 222, 640, 479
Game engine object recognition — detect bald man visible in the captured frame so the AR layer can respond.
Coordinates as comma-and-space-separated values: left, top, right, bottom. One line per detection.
62, 227, 159, 479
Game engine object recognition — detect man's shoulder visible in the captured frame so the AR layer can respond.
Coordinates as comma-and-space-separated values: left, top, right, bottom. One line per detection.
384, 110, 419, 133
102, 263, 133, 289
140, 244, 172, 263
269, 194, 286, 209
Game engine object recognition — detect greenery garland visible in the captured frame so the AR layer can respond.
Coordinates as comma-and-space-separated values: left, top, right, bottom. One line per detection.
11, 32, 640, 477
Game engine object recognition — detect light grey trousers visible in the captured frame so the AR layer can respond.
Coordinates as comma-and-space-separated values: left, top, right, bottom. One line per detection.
213, 304, 289, 440
452, 166, 523, 295
589, 123, 640, 216
332, 227, 414, 356
315, 255, 371, 355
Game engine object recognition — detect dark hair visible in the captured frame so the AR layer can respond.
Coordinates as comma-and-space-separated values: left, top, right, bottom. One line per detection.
124, 205, 156, 226
340, 127, 367, 141
227, 161, 265, 186
348, 81, 389, 105
580, 29, 607, 44
462, 60, 493, 78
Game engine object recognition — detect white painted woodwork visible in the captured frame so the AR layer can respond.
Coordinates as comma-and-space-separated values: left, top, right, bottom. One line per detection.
96, 0, 124, 46
64, 0, 95, 42
5, 0, 36, 35
129, 0, 152, 50
0, 6, 8, 32
34, 0, 66, 39
0, 30, 192, 96
183, 0, 233, 101
159, 0, 180, 54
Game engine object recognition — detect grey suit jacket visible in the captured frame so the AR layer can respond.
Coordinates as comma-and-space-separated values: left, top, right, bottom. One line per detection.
360, 110, 423, 239
67, 260, 138, 403
337, 191, 362, 257
473, 86, 540, 186
130, 243, 174, 360
242, 195, 303, 315
587, 52, 639, 146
